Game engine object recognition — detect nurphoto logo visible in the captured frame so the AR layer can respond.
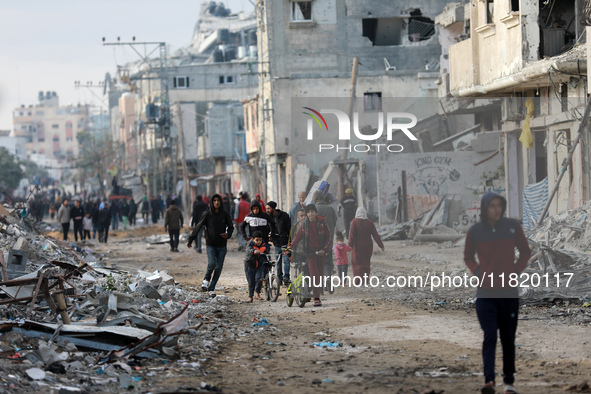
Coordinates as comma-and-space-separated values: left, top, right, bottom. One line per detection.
302, 107, 418, 153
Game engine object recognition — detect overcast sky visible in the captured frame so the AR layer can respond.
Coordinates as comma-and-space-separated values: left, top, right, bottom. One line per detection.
0, 0, 253, 131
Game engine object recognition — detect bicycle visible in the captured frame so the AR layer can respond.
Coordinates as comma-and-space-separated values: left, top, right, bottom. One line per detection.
284, 248, 312, 308
261, 253, 281, 302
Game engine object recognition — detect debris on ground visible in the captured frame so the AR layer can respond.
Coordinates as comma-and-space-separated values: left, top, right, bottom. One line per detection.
0, 199, 251, 392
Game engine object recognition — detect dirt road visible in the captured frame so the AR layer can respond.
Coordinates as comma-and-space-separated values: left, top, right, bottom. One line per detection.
89, 226, 591, 393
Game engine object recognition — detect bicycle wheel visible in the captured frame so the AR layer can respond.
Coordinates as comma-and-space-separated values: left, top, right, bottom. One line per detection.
326, 278, 335, 294
269, 274, 281, 302
286, 292, 294, 307
296, 283, 307, 308
264, 278, 271, 301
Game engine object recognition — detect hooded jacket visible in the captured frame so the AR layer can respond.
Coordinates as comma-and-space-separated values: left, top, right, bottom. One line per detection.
188, 194, 234, 247
312, 191, 337, 230
464, 192, 531, 297
243, 240, 269, 269
239, 200, 278, 244
164, 204, 184, 230
98, 207, 112, 227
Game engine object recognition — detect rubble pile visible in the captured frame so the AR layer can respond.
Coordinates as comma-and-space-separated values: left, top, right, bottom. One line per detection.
525, 203, 591, 302
0, 201, 248, 392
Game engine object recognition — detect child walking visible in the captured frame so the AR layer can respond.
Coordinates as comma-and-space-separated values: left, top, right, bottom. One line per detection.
82, 213, 93, 240
244, 231, 268, 303
333, 231, 352, 284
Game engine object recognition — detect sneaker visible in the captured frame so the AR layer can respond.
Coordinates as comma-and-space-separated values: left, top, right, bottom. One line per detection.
283, 278, 291, 286
197, 249, 202, 254
208, 291, 216, 298
201, 280, 209, 292
170, 248, 175, 252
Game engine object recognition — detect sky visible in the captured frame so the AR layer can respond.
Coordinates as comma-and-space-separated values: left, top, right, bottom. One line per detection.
0, 0, 253, 131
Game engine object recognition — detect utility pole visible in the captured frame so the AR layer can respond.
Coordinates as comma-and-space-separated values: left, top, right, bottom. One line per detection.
177, 102, 190, 214
102, 39, 172, 198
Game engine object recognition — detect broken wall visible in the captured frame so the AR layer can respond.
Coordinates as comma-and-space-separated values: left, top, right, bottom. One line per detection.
377, 151, 503, 224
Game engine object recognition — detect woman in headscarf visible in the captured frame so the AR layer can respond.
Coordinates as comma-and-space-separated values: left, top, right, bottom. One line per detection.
348, 207, 385, 278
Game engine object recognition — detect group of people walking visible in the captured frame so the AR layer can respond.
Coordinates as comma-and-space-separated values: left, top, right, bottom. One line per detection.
56, 198, 140, 243
184, 188, 385, 306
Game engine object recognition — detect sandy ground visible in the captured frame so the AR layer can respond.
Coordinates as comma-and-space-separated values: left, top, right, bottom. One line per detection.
67, 224, 591, 393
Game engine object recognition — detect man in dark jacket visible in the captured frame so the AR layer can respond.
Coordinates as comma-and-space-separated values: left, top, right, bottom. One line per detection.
120, 199, 130, 230
464, 192, 531, 394
109, 200, 120, 230
141, 197, 150, 225
164, 199, 184, 252
266, 201, 292, 285
129, 199, 137, 227
187, 194, 234, 297
150, 196, 160, 224
240, 199, 278, 246
190, 195, 209, 254
70, 200, 85, 242
98, 202, 113, 243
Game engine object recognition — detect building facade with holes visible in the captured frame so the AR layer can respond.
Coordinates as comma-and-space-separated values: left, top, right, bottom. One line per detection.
254, 0, 452, 209
441, 0, 590, 225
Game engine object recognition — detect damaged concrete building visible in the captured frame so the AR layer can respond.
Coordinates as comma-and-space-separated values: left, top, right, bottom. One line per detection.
435, 0, 590, 229
252, 0, 451, 209
107, 1, 258, 203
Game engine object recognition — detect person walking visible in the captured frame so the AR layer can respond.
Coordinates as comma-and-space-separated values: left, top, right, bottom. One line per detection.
70, 199, 84, 242
254, 194, 266, 212
164, 199, 184, 252
348, 207, 384, 278
82, 212, 92, 240
243, 231, 268, 302
187, 194, 234, 298
312, 190, 337, 276
190, 195, 209, 254
240, 199, 277, 247
464, 192, 531, 394
150, 196, 160, 224
141, 197, 150, 225
109, 200, 120, 230
121, 199, 130, 230
129, 198, 137, 227
288, 191, 307, 226
289, 204, 332, 307
57, 199, 71, 241
97, 202, 112, 243
334, 230, 352, 283
91, 202, 100, 239
234, 193, 251, 251
266, 201, 292, 285
339, 188, 358, 238
288, 208, 307, 266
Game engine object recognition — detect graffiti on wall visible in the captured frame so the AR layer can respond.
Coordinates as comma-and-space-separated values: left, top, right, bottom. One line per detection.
408, 156, 461, 196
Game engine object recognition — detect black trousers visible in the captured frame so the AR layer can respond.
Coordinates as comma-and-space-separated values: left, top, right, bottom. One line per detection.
98, 225, 110, 243
73, 220, 83, 242
169, 229, 180, 249
61, 223, 70, 241
476, 297, 519, 385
